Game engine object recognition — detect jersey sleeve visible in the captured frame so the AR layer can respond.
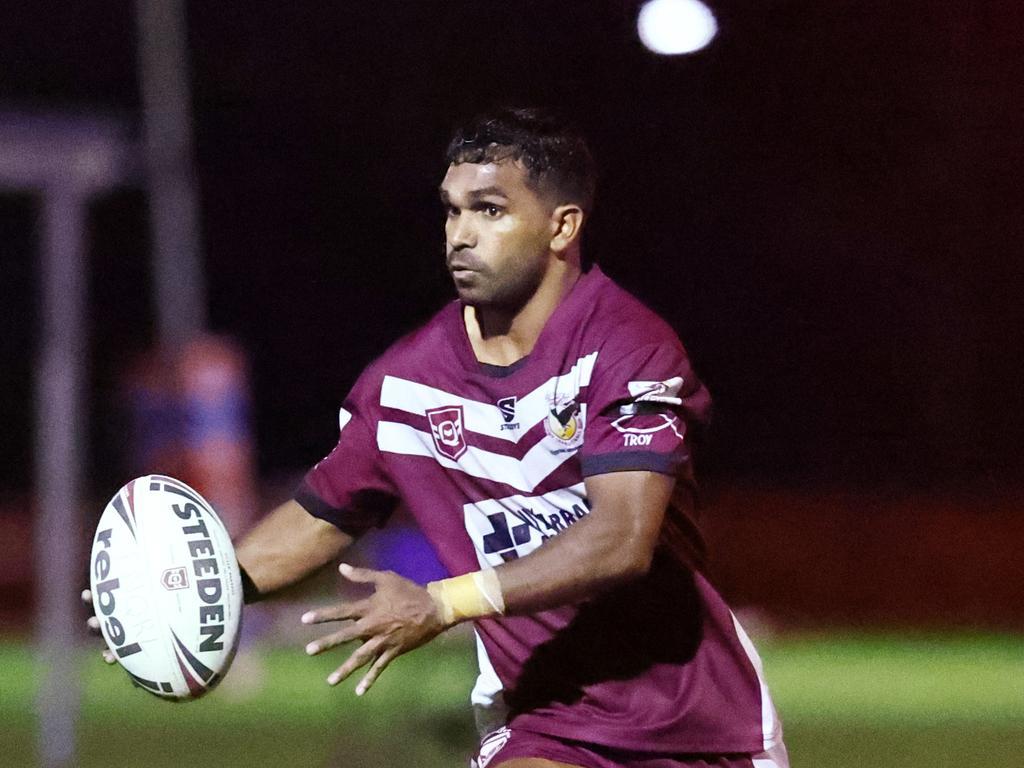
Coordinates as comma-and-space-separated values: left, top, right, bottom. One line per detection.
579, 338, 711, 478
295, 371, 399, 536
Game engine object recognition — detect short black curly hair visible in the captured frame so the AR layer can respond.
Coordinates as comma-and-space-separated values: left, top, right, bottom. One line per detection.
446, 107, 597, 212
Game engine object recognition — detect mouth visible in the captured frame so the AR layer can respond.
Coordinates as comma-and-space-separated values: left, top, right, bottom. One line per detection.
449, 268, 476, 285
447, 260, 478, 278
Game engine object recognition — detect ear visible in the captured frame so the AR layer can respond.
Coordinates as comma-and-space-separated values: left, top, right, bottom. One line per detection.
549, 204, 585, 254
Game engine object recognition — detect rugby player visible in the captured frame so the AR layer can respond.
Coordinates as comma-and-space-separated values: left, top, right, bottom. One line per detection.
94, 107, 789, 768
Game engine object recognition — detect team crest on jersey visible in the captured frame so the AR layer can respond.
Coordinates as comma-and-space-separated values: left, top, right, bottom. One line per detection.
426, 405, 467, 461
544, 394, 584, 451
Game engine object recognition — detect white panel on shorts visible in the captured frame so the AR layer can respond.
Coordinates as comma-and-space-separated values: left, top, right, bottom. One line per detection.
731, 612, 787, 762
753, 736, 791, 768
470, 630, 508, 738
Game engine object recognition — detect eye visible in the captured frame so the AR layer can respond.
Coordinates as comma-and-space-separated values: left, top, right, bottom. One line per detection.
482, 204, 502, 218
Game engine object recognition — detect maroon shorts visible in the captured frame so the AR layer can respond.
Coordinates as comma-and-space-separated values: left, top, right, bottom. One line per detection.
475, 727, 763, 768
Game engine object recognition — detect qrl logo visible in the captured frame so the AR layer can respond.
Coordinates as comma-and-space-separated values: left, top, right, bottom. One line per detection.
426, 405, 467, 460
161, 566, 189, 591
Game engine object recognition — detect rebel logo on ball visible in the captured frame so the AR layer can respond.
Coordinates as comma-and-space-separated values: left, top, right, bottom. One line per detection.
92, 526, 143, 659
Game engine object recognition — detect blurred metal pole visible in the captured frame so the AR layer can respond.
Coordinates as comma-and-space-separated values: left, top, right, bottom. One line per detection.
136, 0, 207, 346
3, 113, 133, 768
33, 184, 87, 768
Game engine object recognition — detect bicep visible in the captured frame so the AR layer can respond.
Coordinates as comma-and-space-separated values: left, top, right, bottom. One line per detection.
495, 470, 675, 613
583, 470, 675, 571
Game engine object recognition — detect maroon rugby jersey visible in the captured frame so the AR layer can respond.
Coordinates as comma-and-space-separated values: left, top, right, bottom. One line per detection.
299, 266, 782, 755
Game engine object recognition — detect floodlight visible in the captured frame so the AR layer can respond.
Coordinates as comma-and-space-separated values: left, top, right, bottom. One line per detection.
638, 0, 718, 55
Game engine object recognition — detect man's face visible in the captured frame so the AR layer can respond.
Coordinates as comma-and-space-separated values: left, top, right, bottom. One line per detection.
440, 160, 556, 309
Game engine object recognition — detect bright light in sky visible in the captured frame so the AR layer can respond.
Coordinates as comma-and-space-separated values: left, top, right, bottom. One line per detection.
637, 0, 718, 55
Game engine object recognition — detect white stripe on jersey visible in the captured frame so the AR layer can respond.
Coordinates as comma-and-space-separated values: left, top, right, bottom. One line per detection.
375, 417, 584, 493
338, 407, 352, 432
379, 351, 599, 443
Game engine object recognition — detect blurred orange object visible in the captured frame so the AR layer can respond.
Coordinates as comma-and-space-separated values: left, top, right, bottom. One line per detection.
177, 336, 258, 538
123, 335, 258, 539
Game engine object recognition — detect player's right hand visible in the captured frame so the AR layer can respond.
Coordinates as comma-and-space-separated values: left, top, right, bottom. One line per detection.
81, 588, 117, 665
302, 564, 447, 695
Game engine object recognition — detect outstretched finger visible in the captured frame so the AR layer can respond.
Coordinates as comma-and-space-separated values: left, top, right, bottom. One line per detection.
338, 563, 382, 584
305, 622, 364, 656
354, 646, 399, 696
84, 590, 102, 636
301, 598, 367, 625
326, 636, 384, 686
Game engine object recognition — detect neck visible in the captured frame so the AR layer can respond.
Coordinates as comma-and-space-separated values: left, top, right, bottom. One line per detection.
465, 256, 582, 366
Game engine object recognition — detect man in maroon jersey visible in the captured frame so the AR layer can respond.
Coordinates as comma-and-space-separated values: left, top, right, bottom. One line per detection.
92, 107, 788, 768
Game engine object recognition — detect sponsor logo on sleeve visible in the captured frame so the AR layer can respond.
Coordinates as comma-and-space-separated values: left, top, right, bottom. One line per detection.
627, 375, 685, 405
426, 405, 468, 460
611, 411, 684, 447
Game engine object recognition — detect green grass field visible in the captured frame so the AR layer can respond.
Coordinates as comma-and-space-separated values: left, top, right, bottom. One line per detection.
2, 632, 1021, 767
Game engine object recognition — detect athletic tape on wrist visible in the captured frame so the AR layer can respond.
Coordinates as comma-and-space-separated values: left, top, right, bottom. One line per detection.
239, 564, 264, 604
427, 569, 505, 625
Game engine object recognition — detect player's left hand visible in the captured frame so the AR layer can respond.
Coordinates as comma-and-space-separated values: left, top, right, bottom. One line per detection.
301, 563, 447, 695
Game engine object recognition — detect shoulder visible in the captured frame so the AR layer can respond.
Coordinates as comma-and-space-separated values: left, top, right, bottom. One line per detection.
584, 270, 684, 359
579, 271, 711, 423
349, 301, 459, 396
376, 301, 458, 366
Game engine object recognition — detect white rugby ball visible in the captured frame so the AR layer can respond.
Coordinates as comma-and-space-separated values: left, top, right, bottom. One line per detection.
89, 474, 243, 700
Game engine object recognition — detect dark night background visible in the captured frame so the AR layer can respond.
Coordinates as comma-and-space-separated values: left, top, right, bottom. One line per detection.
1, 0, 1021, 497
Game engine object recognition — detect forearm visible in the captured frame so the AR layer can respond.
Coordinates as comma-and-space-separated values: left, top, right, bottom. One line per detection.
234, 498, 354, 598
494, 508, 651, 614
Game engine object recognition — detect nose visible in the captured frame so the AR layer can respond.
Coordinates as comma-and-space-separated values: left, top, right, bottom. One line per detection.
447, 213, 475, 251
